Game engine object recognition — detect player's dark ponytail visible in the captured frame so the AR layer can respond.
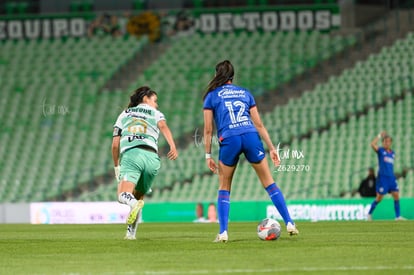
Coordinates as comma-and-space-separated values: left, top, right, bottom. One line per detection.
128, 86, 157, 108
203, 60, 234, 100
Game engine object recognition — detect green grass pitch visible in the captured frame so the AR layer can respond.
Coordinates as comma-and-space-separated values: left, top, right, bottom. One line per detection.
0, 221, 413, 275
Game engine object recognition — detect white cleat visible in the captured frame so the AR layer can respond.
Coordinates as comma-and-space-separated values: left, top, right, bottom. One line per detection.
127, 200, 144, 225
367, 214, 373, 221
124, 235, 136, 240
213, 231, 228, 243
286, 222, 299, 236
395, 216, 407, 221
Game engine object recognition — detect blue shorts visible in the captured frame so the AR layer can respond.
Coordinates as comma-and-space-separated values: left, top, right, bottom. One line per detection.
376, 175, 399, 195
219, 132, 266, 166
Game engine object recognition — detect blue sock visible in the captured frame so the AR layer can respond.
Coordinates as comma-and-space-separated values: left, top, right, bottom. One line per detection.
368, 200, 378, 215
217, 190, 230, 234
265, 183, 293, 225
394, 200, 400, 218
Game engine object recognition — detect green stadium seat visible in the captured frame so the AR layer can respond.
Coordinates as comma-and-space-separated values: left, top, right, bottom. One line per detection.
5, 2, 17, 14
6, 27, 413, 203
16, 2, 29, 14
0, 35, 149, 202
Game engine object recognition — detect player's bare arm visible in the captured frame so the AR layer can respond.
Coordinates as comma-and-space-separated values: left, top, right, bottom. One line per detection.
158, 120, 178, 160
370, 131, 386, 152
203, 109, 218, 173
112, 135, 121, 166
111, 135, 121, 181
250, 107, 274, 150
250, 106, 279, 166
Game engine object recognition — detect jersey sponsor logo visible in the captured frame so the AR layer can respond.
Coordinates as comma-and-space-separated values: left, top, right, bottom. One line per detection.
383, 156, 394, 164
228, 121, 252, 129
218, 89, 246, 98
128, 106, 152, 115
127, 118, 148, 135
128, 135, 145, 142
129, 114, 148, 120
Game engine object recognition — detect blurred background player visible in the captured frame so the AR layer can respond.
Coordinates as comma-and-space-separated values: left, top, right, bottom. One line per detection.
193, 202, 217, 223
207, 202, 218, 223
194, 202, 207, 223
367, 131, 405, 221
203, 60, 299, 242
352, 167, 376, 197
112, 86, 178, 239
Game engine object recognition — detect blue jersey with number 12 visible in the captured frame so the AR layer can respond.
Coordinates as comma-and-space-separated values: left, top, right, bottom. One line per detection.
203, 84, 257, 139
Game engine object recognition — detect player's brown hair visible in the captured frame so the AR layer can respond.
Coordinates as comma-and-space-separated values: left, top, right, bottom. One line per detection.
203, 60, 234, 100
128, 86, 157, 108
382, 135, 392, 142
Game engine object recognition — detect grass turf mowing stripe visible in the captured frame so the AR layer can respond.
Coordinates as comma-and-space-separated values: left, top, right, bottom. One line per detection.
136, 265, 414, 274
0, 221, 413, 275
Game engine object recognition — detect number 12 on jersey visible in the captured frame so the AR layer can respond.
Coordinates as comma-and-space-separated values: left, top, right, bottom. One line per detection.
225, 100, 248, 124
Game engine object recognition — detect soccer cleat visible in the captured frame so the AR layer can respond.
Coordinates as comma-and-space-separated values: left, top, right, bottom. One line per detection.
213, 231, 228, 243
124, 234, 136, 240
123, 224, 137, 240
286, 222, 299, 236
395, 216, 407, 221
127, 200, 144, 225
367, 214, 373, 221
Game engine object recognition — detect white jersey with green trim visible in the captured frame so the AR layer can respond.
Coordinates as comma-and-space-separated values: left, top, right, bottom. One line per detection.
113, 104, 165, 154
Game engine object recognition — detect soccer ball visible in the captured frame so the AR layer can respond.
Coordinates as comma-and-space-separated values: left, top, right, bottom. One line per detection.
257, 218, 281, 241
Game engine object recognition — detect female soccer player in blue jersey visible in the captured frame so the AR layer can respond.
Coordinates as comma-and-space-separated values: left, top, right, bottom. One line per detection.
368, 131, 405, 220
112, 86, 178, 240
203, 60, 299, 242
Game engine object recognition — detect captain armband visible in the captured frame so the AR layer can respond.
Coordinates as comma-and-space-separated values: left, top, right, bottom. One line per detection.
113, 127, 122, 137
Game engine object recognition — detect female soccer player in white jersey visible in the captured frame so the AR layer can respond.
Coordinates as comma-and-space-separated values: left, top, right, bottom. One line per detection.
112, 86, 178, 240
203, 60, 299, 242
